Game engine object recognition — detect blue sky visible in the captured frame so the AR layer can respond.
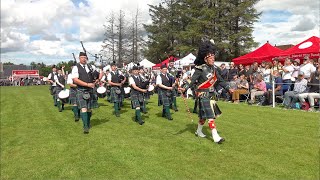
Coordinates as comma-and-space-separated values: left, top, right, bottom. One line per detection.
1, 0, 319, 65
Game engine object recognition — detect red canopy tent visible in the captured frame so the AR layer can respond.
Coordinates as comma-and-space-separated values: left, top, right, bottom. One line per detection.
277, 36, 320, 60
232, 42, 284, 65
152, 56, 178, 70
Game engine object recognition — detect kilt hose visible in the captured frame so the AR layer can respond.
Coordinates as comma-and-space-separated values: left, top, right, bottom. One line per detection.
198, 92, 222, 119
110, 87, 121, 103
69, 87, 77, 105
130, 92, 144, 109
76, 88, 98, 110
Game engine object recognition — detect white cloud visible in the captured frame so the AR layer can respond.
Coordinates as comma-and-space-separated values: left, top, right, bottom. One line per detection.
1, 0, 319, 65
253, 0, 319, 47
29, 40, 68, 56
1, 28, 29, 53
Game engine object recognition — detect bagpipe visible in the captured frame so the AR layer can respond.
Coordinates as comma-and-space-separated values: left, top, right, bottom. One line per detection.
80, 41, 100, 81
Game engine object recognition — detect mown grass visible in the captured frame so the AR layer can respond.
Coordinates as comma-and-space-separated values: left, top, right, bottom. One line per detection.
0, 85, 319, 179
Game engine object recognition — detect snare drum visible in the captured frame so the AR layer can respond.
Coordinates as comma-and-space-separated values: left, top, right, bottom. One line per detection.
58, 89, 70, 104
97, 86, 107, 98
124, 87, 131, 94
148, 85, 154, 92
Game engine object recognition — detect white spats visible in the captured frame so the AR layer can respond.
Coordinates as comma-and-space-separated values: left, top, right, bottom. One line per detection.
211, 128, 222, 143
195, 123, 206, 138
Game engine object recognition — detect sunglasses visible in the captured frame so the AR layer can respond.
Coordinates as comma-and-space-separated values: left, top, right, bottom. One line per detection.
205, 54, 215, 59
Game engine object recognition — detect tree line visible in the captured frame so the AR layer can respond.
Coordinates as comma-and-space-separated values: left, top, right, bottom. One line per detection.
102, 9, 145, 67
143, 0, 261, 63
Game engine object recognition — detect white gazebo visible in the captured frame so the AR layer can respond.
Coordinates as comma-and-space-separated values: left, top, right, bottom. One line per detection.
139, 59, 155, 68
174, 53, 196, 68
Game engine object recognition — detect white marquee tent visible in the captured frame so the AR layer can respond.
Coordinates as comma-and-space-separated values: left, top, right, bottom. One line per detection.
174, 53, 196, 68
139, 59, 155, 68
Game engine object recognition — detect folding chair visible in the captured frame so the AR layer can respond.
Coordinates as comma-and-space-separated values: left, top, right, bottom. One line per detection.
240, 92, 250, 103
186, 88, 193, 99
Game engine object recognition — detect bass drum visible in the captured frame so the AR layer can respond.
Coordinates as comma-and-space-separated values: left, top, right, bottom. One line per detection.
58, 89, 70, 104
97, 86, 107, 98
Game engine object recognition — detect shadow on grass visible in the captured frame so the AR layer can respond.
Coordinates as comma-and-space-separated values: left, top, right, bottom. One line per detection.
98, 103, 108, 107
91, 118, 110, 127
63, 106, 72, 110
174, 123, 197, 136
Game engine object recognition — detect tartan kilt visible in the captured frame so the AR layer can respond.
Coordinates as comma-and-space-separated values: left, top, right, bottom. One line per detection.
144, 92, 150, 100
110, 87, 121, 103
158, 89, 171, 106
76, 88, 98, 109
55, 86, 63, 101
198, 92, 222, 119
69, 87, 77, 105
130, 92, 144, 109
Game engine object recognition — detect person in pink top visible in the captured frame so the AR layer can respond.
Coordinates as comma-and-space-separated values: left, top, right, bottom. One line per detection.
249, 74, 267, 104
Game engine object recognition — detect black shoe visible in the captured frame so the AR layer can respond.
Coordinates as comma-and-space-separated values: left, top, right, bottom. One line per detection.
75, 116, 80, 122
59, 109, 62, 112
138, 120, 145, 125
216, 138, 225, 144
83, 128, 89, 134
62, 105, 65, 110
174, 108, 178, 112
166, 115, 173, 120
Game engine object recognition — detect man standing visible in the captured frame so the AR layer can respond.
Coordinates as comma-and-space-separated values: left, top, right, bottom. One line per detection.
156, 64, 175, 120
299, 56, 316, 80
47, 65, 58, 106
282, 58, 294, 90
107, 61, 124, 117
139, 66, 149, 113
55, 67, 66, 112
71, 52, 102, 134
129, 66, 148, 125
167, 59, 178, 112
179, 40, 228, 144
67, 63, 80, 121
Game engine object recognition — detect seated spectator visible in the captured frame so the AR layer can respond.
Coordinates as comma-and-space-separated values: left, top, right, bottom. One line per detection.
263, 62, 272, 89
227, 74, 239, 100
231, 74, 249, 103
264, 70, 283, 105
298, 66, 320, 111
248, 74, 267, 104
283, 71, 308, 108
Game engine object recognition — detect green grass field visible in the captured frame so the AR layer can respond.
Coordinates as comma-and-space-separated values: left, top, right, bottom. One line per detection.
1, 85, 319, 179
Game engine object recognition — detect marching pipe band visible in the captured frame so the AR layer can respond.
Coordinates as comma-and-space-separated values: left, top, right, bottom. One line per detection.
46, 40, 226, 144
